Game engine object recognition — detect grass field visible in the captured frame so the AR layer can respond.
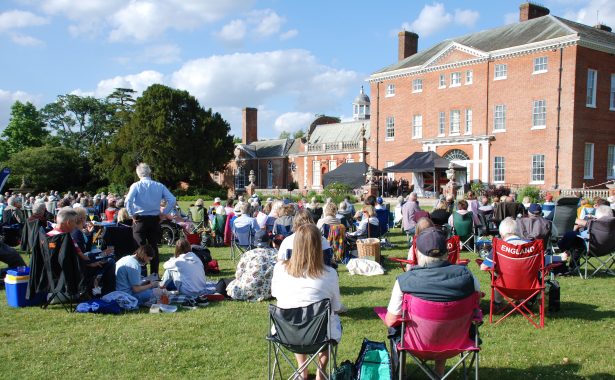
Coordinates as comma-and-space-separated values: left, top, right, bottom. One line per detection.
1, 220, 614, 379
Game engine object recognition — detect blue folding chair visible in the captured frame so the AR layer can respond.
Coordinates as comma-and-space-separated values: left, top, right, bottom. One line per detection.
231, 223, 254, 261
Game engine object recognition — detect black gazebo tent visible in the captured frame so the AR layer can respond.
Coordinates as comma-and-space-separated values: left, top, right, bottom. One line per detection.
323, 162, 381, 189
383, 151, 465, 196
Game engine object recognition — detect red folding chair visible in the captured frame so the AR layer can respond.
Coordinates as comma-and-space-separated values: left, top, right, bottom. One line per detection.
397, 292, 482, 380
390, 235, 469, 271
489, 238, 555, 329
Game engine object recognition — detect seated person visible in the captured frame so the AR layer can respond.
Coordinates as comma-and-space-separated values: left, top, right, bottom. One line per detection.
0, 240, 26, 269
316, 202, 341, 235
541, 194, 556, 219
160, 239, 208, 296
271, 224, 342, 380
393, 196, 404, 227
516, 203, 553, 248
278, 210, 334, 267
115, 245, 160, 305
116, 207, 132, 226
478, 196, 493, 213
384, 227, 480, 377
335, 201, 353, 230
104, 199, 118, 222
429, 201, 450, 228
256, 202, 272, 230
227, 231, 277, 301
3, 196, 25, 225
406, 217, 435, 267
348, 205, 379, 239
232, 203, 260, 242
375, 197, 386, 210
27, 201, 53, 228
272, 204, 295, 237
559, 205, 613, 267
161, 200, 194, 234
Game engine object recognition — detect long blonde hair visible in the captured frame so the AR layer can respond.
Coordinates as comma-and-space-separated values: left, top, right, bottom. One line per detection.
285, 224, 324, 278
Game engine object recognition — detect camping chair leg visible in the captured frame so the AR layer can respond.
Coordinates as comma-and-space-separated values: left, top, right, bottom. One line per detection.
475, 351, 479, 380
398, 350, 405, 380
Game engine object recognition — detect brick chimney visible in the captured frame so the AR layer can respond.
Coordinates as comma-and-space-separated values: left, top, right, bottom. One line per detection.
594, 23, 613, 32
242, 107, 257, 145
519, 2, 550, 22
398, 31, 418, 62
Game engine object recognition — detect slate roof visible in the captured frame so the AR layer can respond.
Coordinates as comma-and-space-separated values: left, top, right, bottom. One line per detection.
374, 15, 615, 75
309, 120, 370, 145
239, 138, 295, 158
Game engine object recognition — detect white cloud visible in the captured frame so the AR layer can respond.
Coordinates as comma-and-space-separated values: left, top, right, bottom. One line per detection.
273, 112, 314, 133
94, 70, 165, 97
170, 49, 359, 111
402, 3, 479, 37
251, 9, 285, 38
216, 19, 247, 44
0, 89, 40, 129
280, 29, 298, 41
569, 0, 615, 28
40, 0, 255, 42
504, 12, 518, 25
0, 10, 48, 32
454, 9, 479, 28
10, 32, 44, 46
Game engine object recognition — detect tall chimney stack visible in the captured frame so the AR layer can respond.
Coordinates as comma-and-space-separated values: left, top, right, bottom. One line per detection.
519, 2, 550, 22
398, 31, 419, 62
242, 107, 258, 145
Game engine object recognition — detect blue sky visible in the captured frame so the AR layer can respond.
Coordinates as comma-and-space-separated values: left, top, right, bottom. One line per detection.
1, 0, 613, 139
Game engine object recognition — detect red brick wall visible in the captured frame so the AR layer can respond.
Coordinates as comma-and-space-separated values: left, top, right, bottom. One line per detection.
291, 152, 367, 189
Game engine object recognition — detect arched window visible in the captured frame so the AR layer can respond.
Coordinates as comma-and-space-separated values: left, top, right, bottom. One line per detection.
443, 149, 470, 161
235, 167, 245, 189
267, 161, 273, 189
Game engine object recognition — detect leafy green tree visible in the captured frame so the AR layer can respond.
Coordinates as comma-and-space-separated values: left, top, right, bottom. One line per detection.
278, 131, 290, 139
101, 84, 234, 187
233, 136, 242, 144
5, 146, 89, 191
2, 101, 49, 155
293, 129, 305, 139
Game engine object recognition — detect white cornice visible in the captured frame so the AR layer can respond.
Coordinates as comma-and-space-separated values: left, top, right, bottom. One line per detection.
368, 34, 581, 83
422, 42, 488, 68
421, 135, 494, 145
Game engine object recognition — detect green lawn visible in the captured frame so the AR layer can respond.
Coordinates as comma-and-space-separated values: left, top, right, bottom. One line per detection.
1, 228, 614, 379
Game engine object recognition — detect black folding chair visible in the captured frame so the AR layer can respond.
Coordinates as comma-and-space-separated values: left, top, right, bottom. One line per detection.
267, 299, 337, 380
576, 218, 615, 279
101, 225, 138, 259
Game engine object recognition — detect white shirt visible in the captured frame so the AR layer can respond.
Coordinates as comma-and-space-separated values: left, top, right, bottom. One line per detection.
255, 211, 268, 229
277, 233, 331, 261
271, 263, 342, 341
163, 252, 208, 296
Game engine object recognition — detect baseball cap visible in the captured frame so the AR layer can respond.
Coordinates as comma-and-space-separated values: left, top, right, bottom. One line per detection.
415, 227, 448, 257
528, 203, 542, 215
214, 197, 221, 204
376, 197, 383, 204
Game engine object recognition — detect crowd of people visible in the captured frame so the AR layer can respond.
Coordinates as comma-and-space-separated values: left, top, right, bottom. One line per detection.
3, 162, 615, 378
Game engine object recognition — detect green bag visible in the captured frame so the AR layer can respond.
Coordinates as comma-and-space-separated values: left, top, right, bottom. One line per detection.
331, 360, 354, 380
355, 338, 392, 380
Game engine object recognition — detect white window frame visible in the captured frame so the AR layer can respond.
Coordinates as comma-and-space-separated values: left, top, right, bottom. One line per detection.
412, 114, 422, 139
586, 69, 597, 108
533, 57, 548, 74
235, 167, 245, 189
345, 158, 355, 163
465, 109, 472, 135
584, 143, 594, 179
465, 70, 473, 85
438, 112, 445, 136
494, 156, 505, 183
412, 78, 423, 93
532, 99, 547, 129
608, 145, 615, 179
494, 64, 507, 80
450, 72, 461, 87
494, 104, 506, 132
385, 116, 395, 140
530, 154, 545, 184
328, 160, 337, 171
267, 161, 273, 188
610, 74, 615, 111
450, 110, 461, 135
312, 160, 321, 187
386, 83, 395, 97
439, 74, 446, 89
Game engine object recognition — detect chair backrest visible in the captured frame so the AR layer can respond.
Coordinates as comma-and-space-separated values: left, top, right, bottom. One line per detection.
367, 222, 381, 238
493, 202, 523, 222
269, 298, 331, 354
399, 292, 479, 357
492, 238, 544, 299
101, 225, 138, 259
588, 217, 615, 257
376, 209, 390, 236
233, 223, 254, 247
273, 216, 294, 238
446, 235, 461, 264
43, 232, 84, 295
516, 217, 551, 247
21, 218, 41, 252
552, 197, 580, 237
265, 216, 276, 234
453, 212, 473, 238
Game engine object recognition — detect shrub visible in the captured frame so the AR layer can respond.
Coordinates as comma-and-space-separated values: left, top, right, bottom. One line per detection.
470, 181, 486, 196
484, 184, 511, 200
322, 182, 357, 204
517, 185, 541, 203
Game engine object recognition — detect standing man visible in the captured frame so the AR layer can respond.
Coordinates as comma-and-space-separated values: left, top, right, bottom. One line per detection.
125, 163, 176, 275
401, 192, 421, 238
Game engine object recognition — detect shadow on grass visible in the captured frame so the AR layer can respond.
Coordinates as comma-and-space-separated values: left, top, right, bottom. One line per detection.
550, 301, 615, 321
343, 306, 384, 321
340, 285, 381, 295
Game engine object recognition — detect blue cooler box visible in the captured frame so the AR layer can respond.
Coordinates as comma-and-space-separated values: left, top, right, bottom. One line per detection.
5, 268, 43, 307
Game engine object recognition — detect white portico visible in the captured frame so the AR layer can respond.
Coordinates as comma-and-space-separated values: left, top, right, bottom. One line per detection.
422, 135, 493, 184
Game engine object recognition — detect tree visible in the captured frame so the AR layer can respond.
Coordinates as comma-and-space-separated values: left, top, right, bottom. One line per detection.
5, 146, 89, 191
2, 101, 49, 155
293, 129, 305, 139
101, 84, 235, 187
278, 131, 290, 139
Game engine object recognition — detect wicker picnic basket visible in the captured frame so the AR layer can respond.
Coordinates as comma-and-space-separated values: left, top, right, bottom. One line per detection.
357, 238, 381, 262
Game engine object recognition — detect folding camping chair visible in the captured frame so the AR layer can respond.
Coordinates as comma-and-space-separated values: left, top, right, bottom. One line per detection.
100, 225, 138, 260
20, 218, 41, 254
396, 292, 482, 380
576, 217, 615, 279
189, 205, 206, 230
551, 197, 580, 243
492, 202, 524, 224
452, 212, 475, 253
390, 235, 469, 271
376, 208, 392, 238
489, 238, 557, 329
40, 231, 85, 312
266, 299, 337, 380
231, 223, 254, 261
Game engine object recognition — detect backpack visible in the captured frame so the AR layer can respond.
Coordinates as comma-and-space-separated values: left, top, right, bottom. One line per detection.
355, 338, 392, 380
331, 360, 354, 380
